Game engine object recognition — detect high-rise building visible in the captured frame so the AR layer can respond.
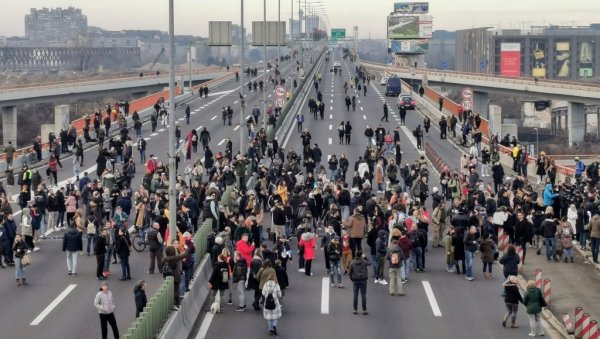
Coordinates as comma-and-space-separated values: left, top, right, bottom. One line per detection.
25, 7, 87, 42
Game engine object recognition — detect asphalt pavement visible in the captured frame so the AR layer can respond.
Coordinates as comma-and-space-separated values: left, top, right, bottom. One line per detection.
1, 56, 303, 339
193, 49, 558, 339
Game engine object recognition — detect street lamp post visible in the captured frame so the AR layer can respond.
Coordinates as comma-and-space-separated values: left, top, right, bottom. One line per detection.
534, 127, 539, 156
277, 0, 281, 70
167, 0, 177, 244
262, 0, 268, 129
239, 0, 246, 153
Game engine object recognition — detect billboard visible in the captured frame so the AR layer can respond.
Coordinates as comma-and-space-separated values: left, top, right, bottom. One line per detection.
252, 21, 286, 46
390, 40, 429, 54
579, 42, 593, 78
555, 41, 570, 77
388, 15, 431, 39
209, 21, 232, 46
500, 42, 521, 77
393, 2, 429, 13
532, 41, 546, 78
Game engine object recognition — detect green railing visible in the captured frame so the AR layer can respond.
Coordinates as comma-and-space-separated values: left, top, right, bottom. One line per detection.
193, 220, 212, 268
123, 276, 174, 339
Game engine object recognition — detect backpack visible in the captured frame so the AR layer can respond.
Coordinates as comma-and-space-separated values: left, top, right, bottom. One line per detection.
87, 219, 96, 234
221, 266, 229, 283
413, 129, 418, 137
390, 252, 400, 265
264, 292, 276, 310
162, 262, 173, 277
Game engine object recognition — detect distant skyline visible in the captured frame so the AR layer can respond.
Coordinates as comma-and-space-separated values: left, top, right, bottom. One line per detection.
3, 1, 600, 39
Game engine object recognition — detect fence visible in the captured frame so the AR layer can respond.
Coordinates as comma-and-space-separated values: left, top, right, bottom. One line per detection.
122, 276, 174, 339
193, 220, 212, 268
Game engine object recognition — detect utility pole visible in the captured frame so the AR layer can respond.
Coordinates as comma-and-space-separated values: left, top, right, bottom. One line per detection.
167, 0, 177, 244
239, 0, 246, 153
277, 0, 281, 71
262, 0, 268, 129
188, 44, 192, 93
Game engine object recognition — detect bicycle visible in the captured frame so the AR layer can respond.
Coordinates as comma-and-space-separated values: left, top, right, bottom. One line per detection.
131, 225, 150, 252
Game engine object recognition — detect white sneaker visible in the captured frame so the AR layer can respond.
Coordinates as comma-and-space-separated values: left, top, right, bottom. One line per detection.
380, 279, 388, 285
33, 247, 40, 252
298, 268, 305, 273
374, 279, 380, 284
528, 333, 536, 337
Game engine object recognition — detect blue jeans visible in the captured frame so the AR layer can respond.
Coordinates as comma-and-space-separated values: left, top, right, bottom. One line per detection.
119, 256, 130, 278
139, 149, 146, 162
401, 258, 409, 280
591, 237, 600, 262
352, 280, 367, 311
268, 319, 278, 331
330, 260, 342, 284
135, 129, 142, 138
328, 169, 337, 180
104, 247, 113, 272
580, 231, 588, 248
15, 257, 25, 279
371, 254, 378, 277
386, 144, 394, 155
87, 234, 95, 254
464, 250, 475, 278
545, 236, 557, 261
411, 247, 423, 270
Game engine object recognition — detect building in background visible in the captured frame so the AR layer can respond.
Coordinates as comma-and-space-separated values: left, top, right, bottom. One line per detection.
455, 27, 492, 74
25, 7, 87, 43
427, 30, 455, 70
489, 25, 600, 80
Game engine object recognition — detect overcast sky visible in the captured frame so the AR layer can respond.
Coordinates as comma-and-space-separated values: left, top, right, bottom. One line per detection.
3, 0, 600, 39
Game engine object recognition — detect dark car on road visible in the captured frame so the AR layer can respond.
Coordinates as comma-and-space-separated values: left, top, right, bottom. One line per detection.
397, 95, 416, 110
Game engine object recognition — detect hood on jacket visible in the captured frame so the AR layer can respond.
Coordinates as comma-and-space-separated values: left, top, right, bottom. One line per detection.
378, 230, 387, 238
301, 232, 315, 241
545, 184, 552, 192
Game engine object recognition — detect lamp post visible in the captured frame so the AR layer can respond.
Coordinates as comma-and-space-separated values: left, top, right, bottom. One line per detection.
167, 0, 177, 244
239, 0, 246, 153
262, 0, 268, 129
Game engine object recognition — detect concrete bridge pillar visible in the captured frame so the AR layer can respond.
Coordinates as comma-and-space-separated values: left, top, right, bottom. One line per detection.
568, 102, 585, 147
473, 91, 489, 119
2, 106, 17, 145
488, 104, 502, 137
54, 105, 70, 136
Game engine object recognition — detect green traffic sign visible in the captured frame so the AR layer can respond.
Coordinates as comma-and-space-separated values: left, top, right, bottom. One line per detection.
331, 28, 346, 40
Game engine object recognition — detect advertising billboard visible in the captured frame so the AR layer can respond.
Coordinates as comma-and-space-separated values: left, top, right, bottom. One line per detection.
532, 41, 546, 78
388, 16, 419, 39
579, 42, 593, 77
555, 41, 570, 77
393, 2, 429, 14
500, 42, 521, 77
390, 40, 429, 54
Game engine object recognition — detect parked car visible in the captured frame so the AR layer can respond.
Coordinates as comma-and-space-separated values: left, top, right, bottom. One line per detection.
397, 95, 416, 110
380, 76, 388, 86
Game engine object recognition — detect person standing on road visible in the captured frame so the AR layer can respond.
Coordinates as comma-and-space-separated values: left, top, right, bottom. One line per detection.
438, 96, 444, 111
381, 103, 389, 122
232, 251, 248, 311
589, 212, 600, 263
523, 280, 546, 337
345, 208, 367, 258
296, 113, 304, 132
363, 83, 367, 96
541, 207, 558, 262
262, 273, 282, 335
414, 125, 424, 150
479, 233, 495, 279
344, 121, 352, 145
94, 282, 120, 339
423, 117, 431, 136
386, 239, 405, 296
349, 249, 371, 315
13, 234, 30, 286
185, 105, 191, 125
115, 228, 132, 281
364, 126, 374, 147
463, 225, 479, 281
4, 141, 15, 168
145, 222, 164, 274
63, 223, 82, 275
134, 280, 147, 318
439, 117, 447, 139
502, 275, 523, 328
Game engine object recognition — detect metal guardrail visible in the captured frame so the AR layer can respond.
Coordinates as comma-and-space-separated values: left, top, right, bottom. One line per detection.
193, 220, 211, 268
123, 276, 174, 339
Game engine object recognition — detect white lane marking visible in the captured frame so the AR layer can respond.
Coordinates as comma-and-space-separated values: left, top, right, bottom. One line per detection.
245, 115, 251, 120
330, 114, 334, 120
195, 312, 214, 339
330, 100, 333, 103
30, 284, 77, 325
268, 94, 272, 98
422, 281, 442, 317
158, 128, 165, 132
144, 137, 150, 140
210, 115, 217, 120
193, 109, 200, 112
401, 125, 421, 152
191, 112, 197, 115
178, 118, 184, 122
234, 100, 239, 104
233, 125, 240, 131
328, 138, 332, 145
218, 138, 226, 146
329, 106, 333, 111
358, 100, 361, 104
321, 277, 330, 314
329, 125, 332, 130
195, 125, 204, 131
327, 154, 331, 161
360, 107, 364, 111
363, 115, 367, 120
150, 133, 158, 136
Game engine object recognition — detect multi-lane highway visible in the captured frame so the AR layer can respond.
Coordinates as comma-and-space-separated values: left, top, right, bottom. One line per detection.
195, 48, 556, 339
0, 54, 307, 339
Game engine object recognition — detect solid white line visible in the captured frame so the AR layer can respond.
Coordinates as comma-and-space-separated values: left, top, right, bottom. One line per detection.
150, 132, 158, 136
422, 281, 442, 317
218, 138, 226, 146
195, 312, 214, 339
210, 115, 217, 120
363, 115, 367, 120
401, 125, 421, 152
30, 284, 77, 325
328, 137, 332, 145
321, 277, 330, 314
233, 125, 240, 131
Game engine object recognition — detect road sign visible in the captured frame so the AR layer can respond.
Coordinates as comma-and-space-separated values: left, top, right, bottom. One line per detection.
331, 28, 346, 40
462, 100, 473, 110
275, 86, 285, 98
441, 61, 448, 69
461, 88, 473, 100
275, 98, 285, 107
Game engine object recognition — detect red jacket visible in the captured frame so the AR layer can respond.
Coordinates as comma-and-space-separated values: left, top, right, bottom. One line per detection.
299, 233, 316, 260
236, 240, 255, 267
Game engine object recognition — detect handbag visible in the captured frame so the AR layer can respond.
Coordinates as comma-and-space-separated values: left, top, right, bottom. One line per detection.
21, 253, 32, 266
539, 293, 547, 307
